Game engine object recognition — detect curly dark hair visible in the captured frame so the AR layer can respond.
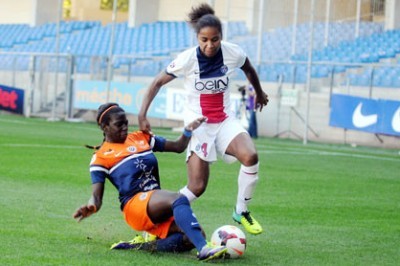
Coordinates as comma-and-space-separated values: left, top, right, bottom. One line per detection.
187, 3, 222, 35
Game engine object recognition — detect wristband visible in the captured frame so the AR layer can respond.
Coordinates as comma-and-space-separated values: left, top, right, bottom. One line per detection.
183, 128, 192, 138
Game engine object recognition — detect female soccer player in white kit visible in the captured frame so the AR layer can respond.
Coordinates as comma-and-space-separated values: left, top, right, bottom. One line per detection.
138, 3, 269, 235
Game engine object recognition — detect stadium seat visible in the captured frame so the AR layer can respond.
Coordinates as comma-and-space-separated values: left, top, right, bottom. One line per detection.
1, 19, 397, 80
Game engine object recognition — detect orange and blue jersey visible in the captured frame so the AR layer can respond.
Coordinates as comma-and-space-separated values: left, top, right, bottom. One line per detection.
89, 131, 166, 210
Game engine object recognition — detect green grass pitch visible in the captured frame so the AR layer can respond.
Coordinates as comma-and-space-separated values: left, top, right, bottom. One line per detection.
0, 113, 399, 265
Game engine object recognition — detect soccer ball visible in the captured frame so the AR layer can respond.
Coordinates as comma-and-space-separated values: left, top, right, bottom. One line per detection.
210, 225, 246, 259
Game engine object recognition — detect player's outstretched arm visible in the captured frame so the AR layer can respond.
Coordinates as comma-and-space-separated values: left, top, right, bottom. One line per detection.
241, 58, 269, 111
73, 183, 104, 222
163, 117, 207, 153
138, 71, 176, 134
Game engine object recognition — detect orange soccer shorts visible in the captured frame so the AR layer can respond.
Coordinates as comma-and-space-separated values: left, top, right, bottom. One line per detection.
123, 190, 174, 239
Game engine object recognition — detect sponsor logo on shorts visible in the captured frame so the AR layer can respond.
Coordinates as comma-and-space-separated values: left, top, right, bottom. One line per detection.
195, 143, 208, 157
201, 143, 208, 157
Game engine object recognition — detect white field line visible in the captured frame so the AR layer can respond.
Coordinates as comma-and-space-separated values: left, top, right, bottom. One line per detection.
257, 142, 399, 156
0, 143, 83, 149
0, 118, 31, 124
0, 117, 98, 132
1, 117, 398, 163
257, 148, 400, 162
0, 117, 181, 135
1, 143, 398, 162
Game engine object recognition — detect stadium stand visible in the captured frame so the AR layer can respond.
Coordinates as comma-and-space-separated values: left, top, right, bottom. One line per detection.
345, 29, 400, 87
235, 21, 386, 83
0, 20, 248, 75
0, 21, 100, 72
2, 19, 400, 87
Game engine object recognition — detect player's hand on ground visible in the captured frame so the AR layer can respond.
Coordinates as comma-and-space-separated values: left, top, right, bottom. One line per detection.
73, 204, 96, 222
186, 117, 207, 131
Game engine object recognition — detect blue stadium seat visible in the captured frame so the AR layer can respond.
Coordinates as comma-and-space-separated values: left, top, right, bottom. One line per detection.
1, 20, 396, 79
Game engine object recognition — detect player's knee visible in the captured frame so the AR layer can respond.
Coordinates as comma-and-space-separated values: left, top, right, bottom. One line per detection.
172, 195, 190, 209
241, 152, 258, 166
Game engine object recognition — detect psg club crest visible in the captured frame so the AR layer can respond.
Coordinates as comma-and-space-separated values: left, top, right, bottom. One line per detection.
220, 65, 228, 74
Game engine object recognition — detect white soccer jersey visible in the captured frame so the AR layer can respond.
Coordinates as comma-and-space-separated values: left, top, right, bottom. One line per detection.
166, 41, 247, 124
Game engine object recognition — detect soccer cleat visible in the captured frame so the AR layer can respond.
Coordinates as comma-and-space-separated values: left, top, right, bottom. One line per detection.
110, 240, 157, 251
110, 241, 143, 250
110, 234, 154, 250
129, 234, 145, 244
142, 232, 157, 242
232, 209, 263, 235
197, 243, 227, 261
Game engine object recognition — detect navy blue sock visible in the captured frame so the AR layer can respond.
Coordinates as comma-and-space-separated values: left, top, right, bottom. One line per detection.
172, 196, 207, 252
155, 233, 186, 252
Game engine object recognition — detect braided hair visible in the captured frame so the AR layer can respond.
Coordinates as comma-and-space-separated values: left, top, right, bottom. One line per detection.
85, 102, 125, 150
187, 3, 222, 36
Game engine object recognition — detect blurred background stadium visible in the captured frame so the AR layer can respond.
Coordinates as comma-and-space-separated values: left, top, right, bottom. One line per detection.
0, 0, 399, 148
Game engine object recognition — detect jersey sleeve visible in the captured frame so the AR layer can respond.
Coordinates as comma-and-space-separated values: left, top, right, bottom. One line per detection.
134, 131, 166, 152
90, 169, 106, 184
223, 41, 247, 68
89, 154, 107, 184
166, 48, 194, 77
150, 135, 166, 152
